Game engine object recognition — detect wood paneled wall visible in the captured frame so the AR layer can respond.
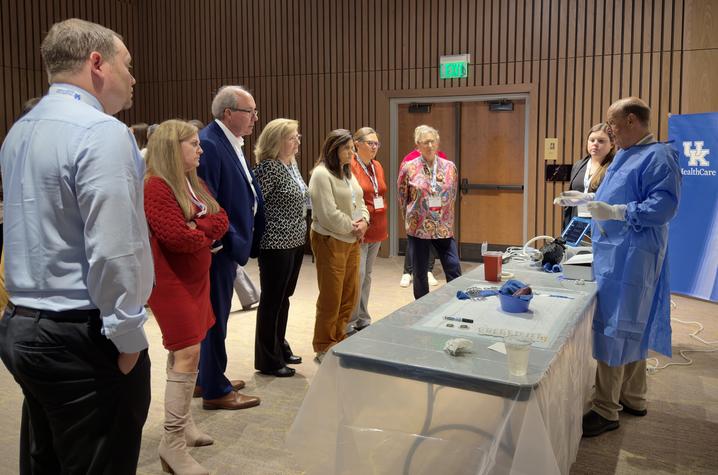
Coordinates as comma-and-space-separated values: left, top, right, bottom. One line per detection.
2, 0, 717, 239
0, 0, 139, 129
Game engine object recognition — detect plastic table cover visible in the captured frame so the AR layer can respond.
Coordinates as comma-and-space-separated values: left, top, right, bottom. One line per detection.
286, 263, 597, 474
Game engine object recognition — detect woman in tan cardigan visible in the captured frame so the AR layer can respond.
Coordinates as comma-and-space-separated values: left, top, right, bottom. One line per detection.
308, 129, 369, 362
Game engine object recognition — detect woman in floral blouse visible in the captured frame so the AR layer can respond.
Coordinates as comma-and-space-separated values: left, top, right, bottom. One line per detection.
397, 125, 462, 299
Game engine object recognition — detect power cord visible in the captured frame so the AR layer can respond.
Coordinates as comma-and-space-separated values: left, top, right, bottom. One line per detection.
646, 300, 718, 374
503, 236, 555, 263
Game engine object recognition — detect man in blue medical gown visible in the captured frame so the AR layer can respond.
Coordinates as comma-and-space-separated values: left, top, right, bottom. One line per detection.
558, 97, 681, 437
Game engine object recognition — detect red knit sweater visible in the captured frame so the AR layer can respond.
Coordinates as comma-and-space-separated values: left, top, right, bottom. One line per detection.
144, 176, 228, 350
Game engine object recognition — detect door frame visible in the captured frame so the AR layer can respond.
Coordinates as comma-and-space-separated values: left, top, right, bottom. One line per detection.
387, 93, 531, 257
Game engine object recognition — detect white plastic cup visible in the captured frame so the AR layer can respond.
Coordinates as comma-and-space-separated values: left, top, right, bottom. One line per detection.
504, 336, 532, 376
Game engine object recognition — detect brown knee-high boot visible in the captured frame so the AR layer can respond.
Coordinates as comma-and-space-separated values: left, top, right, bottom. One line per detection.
166, 354, 213, 447
158, 369, 209, 474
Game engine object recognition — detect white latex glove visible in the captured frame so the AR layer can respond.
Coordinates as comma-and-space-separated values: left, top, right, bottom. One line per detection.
553, 190, 596, 207
586, 201, 627, 221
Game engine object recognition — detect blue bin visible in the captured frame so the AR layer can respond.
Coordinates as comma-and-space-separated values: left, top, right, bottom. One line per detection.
499, 293, 531, 313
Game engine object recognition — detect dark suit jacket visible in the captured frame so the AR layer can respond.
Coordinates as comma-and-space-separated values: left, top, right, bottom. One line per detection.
562, 155, 590, 231
198, 120, 265, 266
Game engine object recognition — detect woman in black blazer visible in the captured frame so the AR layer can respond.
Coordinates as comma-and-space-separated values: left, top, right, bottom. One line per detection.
562, 123, 615, 230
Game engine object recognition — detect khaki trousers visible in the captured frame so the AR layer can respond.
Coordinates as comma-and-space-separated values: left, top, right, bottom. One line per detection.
311, 230, 360, 353
592, 359, 647, 421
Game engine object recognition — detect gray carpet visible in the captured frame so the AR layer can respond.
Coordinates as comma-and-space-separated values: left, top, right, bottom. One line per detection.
1, 257, 716, 474
571, 295, 718, 474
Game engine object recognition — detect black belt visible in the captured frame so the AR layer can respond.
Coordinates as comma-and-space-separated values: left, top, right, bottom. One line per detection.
6, 303, 100, 322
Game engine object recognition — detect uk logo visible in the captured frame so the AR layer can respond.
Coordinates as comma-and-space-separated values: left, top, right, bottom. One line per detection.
683, 141, 710, 167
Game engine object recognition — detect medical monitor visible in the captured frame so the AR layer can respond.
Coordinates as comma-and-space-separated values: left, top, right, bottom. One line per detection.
562, 217, 591, 247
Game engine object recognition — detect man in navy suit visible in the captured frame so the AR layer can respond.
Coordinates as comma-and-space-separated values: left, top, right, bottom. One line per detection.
196, 85, 265, 410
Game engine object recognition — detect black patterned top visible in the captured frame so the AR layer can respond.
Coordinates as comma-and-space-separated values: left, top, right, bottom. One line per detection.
253, 158, 308, 249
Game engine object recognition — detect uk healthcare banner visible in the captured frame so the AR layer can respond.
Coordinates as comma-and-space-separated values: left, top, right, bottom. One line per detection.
667, 112, 718, 302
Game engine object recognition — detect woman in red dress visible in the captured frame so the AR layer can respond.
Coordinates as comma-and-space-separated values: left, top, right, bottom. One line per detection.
144, 119, 228, 474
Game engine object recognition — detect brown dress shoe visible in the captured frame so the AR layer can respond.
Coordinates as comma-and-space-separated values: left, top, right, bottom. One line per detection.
193, 379, 246, 398
202, 390, 261, 410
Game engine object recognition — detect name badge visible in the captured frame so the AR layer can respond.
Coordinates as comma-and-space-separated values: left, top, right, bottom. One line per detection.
373, 196, 385, 211
428, 195, 442, 211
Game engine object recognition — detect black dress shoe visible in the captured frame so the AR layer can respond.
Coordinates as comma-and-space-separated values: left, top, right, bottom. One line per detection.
582, 410, 619, 437
260, 366, 295, 377
285, 354, 303, 365
619, 400, 647, 416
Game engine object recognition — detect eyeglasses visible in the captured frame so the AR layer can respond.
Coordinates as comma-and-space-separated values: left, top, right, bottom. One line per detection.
418, 139, 437, 146
288, 134, 302, 143
361, 140, 381, 148
227, 107, 259, 118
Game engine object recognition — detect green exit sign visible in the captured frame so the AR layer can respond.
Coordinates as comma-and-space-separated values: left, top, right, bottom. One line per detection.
440, 54, 470, 79
441, 62, 467, 78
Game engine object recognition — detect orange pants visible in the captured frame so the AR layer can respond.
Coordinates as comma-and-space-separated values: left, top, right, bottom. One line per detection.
310, 230, 360, 353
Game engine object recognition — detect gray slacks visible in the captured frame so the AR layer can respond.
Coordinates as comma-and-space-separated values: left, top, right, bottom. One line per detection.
346, 241, 381, 332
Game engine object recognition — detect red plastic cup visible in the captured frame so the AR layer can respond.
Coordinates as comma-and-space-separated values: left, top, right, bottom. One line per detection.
482, 251, 503, 282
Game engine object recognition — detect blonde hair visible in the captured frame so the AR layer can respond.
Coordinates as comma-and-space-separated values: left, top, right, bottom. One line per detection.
585, 123, 615, 192
145, 119, 221, 219
254, 118, 299, 162
353, 127, 379, 142
414, 125, 439, 144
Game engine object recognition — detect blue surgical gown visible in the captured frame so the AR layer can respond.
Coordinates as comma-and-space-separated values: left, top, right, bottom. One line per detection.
591, 141, 681, 366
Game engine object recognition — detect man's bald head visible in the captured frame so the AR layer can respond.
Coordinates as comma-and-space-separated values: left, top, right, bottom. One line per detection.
606, 97, 652, 149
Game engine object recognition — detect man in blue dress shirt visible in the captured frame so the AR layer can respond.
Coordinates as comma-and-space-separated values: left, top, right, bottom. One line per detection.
0, 19, 153, 473
196, 86, 265, 409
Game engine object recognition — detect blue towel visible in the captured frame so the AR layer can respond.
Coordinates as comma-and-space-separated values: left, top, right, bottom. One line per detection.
500, 279, 533, 301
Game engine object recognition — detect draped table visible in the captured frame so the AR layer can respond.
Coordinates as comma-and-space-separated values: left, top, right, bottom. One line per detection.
287, 262, 597, 474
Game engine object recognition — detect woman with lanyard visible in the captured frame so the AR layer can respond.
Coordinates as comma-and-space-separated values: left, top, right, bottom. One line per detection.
398, 124, 462, 299
252, 118, 308, 377
144, 120, 228, 474
561, 123, 615, 230
309, 129, 369, 362
346, 127, 388, 335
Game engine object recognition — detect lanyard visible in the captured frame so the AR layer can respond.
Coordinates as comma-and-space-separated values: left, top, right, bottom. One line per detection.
285, 162, 307, 193
49, 84, 101, 110
186, 178, 208, 217
583, 163, 593, 193
355, 156, 379, 196
422, 156, 439, 193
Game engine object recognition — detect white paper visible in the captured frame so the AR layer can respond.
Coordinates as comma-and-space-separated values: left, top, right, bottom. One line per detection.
416, 286, 584, 348
565, 253, 593, 265
488, 342, 507, 354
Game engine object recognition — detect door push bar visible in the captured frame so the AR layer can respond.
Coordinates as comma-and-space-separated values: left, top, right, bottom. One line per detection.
460, 178, 524, 194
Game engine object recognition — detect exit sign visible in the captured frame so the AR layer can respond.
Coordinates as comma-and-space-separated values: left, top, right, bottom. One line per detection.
440, 54, 470, 79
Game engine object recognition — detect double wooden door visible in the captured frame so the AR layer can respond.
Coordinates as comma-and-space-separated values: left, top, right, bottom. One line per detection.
396, 99, 526, 260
